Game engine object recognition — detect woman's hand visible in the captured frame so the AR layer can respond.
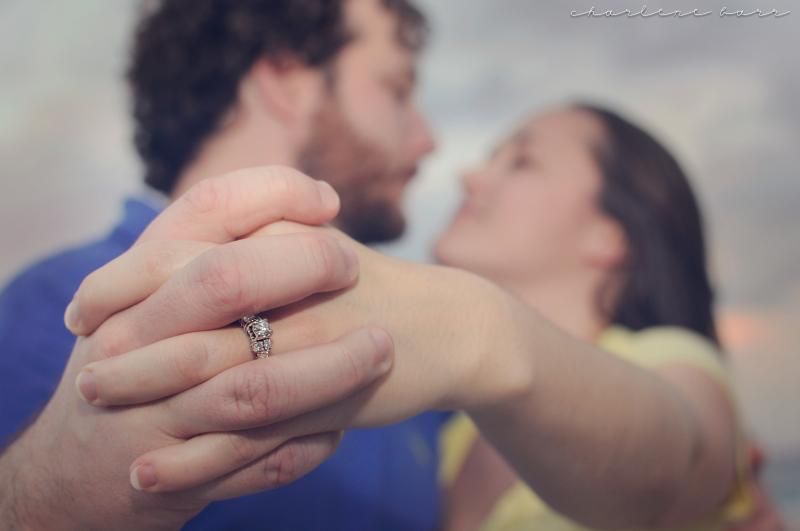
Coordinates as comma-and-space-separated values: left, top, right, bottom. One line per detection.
74, 219, 507, 427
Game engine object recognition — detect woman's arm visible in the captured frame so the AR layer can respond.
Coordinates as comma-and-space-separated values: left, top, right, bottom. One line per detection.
346, 254, 738, 528
464, 282, 738, 528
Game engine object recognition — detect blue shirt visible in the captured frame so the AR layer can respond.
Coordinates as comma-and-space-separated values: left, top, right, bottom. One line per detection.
0, 197, 449, 530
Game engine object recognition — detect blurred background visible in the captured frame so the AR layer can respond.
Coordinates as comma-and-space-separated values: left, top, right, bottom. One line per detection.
0, 0, 797, 525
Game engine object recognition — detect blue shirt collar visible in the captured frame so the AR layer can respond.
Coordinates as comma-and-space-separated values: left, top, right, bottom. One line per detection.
109, 194, 163, 248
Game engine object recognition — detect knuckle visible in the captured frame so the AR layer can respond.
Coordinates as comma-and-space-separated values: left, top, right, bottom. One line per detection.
170, 336, 211, 385
261, 442, 302, 488
265, 168, 295, 198
183, 176, 230, 215
139, 241, 179, 281
229, 368, 282, 424
270, 166, 318, 202
265, 165, 307, 187
224, 433, 259, 468
86, 324, 133, 360
194, 249, 247, 312
300, 234, 341, 286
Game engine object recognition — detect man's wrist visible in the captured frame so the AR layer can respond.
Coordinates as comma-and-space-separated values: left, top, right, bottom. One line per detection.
0, 412, 92, 531
0, 447, 24, 530
0, 432, 62, 530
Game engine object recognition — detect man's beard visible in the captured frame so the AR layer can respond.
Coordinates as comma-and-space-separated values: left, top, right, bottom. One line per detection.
297, 99, 410, 244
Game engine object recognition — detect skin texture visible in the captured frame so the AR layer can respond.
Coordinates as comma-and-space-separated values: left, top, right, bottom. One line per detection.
0, 0, 435, 528
5, 105, 744, 528
62, 108, 741, 529
0, 169, 395, 531
0, 3, 762, 529
64, 162, 739, 529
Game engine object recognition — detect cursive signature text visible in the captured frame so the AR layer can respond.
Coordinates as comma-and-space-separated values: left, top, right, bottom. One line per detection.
570, 6, 791, 18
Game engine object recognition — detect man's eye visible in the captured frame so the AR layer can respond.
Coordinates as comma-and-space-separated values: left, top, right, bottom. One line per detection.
389, 83, 412, 103
510, 154, 532, 170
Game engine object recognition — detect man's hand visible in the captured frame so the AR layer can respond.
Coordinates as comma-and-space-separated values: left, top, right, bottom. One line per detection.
62, 225, 506, 498
0, 168, 395, 531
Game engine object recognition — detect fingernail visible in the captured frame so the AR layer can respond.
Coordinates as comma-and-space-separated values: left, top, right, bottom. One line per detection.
75, 370, 97, 404
130, 464, 158, 491
369, 327, 391, 352
318, 180, 340, 211
64, 299, 82, 334
368, 328, 394, 376
337, 241, 359, 280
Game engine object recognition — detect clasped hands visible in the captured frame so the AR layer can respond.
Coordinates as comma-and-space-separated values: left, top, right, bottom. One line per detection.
21, 166, 506, 530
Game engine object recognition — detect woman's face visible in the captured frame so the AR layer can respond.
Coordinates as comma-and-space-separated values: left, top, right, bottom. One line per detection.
434, 107, 624, 285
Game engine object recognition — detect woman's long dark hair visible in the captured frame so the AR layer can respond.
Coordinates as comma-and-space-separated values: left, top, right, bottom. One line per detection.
575, 103, 719, 346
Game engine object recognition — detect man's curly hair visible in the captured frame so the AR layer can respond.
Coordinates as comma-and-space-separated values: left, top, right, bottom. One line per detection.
128, 0, 427, 194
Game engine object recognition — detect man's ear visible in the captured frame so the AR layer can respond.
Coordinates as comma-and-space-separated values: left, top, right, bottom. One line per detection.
245, 57, 325, 126
582, 216, 628, 270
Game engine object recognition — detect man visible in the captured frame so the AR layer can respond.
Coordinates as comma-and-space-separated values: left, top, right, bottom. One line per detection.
0, 0, 438, 529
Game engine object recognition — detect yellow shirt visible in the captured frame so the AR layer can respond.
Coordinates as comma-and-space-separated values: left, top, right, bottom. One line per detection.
439, 326, 754, 531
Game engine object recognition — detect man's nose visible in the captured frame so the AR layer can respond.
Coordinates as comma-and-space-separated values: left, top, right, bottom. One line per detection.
409, 108, 436, 159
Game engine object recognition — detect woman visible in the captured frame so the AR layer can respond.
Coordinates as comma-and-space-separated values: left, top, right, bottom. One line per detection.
433, 103, 764, 530
69, 105, 764, 529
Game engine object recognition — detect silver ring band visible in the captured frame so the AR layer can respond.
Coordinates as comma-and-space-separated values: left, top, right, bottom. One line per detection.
240, 314, 273, 359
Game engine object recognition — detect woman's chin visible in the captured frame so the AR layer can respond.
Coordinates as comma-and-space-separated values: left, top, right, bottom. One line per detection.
432, 231, 472, 269
431, 233, 457, 266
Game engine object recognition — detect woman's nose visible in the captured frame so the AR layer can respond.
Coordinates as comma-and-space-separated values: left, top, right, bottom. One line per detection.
461, 166, 490, 194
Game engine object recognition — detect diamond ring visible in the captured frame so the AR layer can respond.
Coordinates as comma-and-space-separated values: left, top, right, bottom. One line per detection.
240, 314, 273, 359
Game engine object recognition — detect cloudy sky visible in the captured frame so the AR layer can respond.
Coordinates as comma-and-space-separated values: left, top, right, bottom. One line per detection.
0, 0, 797, 518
